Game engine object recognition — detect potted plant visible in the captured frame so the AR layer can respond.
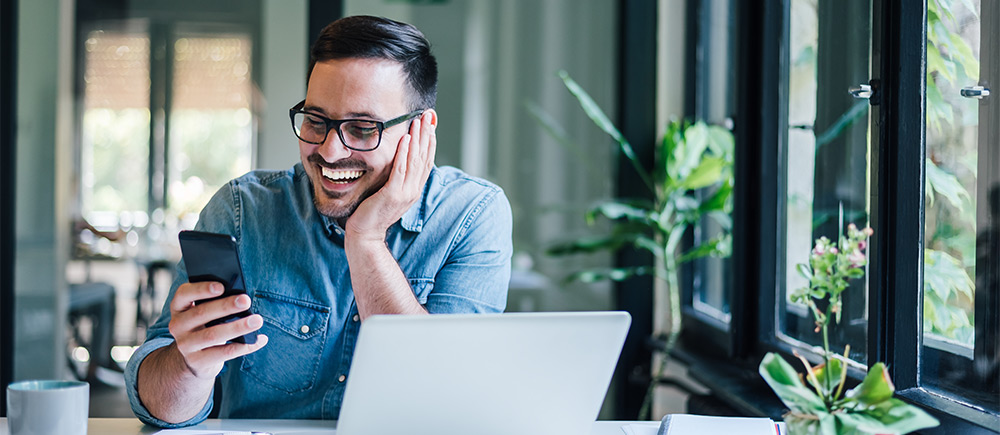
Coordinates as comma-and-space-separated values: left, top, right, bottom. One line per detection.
534, 70, 734, 419
759, 224, 940, 434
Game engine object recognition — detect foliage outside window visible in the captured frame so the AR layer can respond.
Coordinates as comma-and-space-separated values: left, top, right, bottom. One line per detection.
923, 0, 979, 347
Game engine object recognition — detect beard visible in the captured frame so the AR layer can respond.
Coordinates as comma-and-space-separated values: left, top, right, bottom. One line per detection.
307, 154, 388, 220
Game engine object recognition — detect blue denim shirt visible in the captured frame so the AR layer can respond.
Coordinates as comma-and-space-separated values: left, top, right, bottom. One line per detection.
125, 163, 512, 427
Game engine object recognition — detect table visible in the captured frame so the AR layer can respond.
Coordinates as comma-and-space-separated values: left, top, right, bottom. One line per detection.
0, 418, 657, 434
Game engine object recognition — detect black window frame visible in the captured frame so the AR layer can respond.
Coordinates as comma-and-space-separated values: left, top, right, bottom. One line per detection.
0, 0, 18, 418
676, 0, 1000, 432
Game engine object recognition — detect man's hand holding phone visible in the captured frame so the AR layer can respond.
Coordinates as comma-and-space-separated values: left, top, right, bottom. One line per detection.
167, 281, 268, 379
137, 232, 269, 424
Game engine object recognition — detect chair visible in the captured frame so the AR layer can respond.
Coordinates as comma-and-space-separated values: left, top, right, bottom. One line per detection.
68, 282, 116, 381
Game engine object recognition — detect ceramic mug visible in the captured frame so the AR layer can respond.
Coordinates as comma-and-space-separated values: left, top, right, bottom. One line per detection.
6, 380, 89, 435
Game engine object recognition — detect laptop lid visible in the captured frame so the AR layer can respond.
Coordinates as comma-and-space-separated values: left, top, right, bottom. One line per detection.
335, 311, 631, 435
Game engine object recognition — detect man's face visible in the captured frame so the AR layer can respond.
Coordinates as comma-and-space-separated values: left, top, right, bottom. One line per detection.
299, 58, 413, 220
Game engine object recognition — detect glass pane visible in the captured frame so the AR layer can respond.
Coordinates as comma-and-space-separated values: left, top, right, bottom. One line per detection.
690, 0, 738, 324
168, 33, 254, 228
780, 0, 872, 364
81, 29, 151, 231
922, 0, 999, 412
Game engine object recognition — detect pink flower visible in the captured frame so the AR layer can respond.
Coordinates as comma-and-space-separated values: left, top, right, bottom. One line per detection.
858, 240, 867, 250
848, 249, 866, 267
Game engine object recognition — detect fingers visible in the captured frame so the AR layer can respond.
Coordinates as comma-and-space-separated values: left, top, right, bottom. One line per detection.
192, 334, 270, 368
170, 290, 253, 335
399, 110, 436, 189
181, 333, 269, 378
167, 281, 268, 377
171, 281, 223, 312
176, 313, 264, 354
392, 133, 412, 181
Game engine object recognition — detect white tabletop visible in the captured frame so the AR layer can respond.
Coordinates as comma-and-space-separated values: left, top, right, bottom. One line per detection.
0, 418, 658, 435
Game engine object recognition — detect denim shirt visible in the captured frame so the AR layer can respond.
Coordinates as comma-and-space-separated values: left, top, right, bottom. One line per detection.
124, 163, 512, 427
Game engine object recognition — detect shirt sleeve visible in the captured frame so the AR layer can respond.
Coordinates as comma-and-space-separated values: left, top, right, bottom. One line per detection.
124, 336, 214, 428
425, 186, 513, 314
123, 181, 240, 427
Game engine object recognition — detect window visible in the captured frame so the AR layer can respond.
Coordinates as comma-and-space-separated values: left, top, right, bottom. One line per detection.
167, 30, 253, 223
780, 0, 872, 365
678, 0, 999, 430
75, 3, 259, 254
921, 0, 999, 414
80, 26, 151, 230
684, 0, 739, 330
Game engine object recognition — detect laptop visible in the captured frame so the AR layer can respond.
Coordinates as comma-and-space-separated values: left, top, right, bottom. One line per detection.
334, 311, 631, 435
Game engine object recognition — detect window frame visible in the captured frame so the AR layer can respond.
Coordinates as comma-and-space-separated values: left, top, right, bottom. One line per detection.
677, 0, 1000, 431
0, 0, 17, 418
73, 0, 262, 223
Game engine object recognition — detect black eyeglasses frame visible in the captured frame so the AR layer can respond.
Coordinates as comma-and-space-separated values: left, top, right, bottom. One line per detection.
288, 100, 424, 151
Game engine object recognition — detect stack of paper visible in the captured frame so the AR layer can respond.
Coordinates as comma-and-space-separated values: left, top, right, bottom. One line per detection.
622, 414, 785, 435
620, 422, 659, 435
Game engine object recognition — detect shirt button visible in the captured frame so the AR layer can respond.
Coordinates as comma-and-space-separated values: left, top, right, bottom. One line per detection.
334, 228, 343, 235
300, 325, 310, 334
352, 314, 360, 322
338, 375, 346, 383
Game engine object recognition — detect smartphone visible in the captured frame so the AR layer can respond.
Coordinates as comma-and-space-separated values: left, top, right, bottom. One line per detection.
178, 230, 257, 345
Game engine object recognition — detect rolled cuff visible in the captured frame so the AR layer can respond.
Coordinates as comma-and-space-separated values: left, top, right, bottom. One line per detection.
124, 336, 213, 428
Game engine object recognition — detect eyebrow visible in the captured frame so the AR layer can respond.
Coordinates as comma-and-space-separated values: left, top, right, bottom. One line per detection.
302, 104, 379, 121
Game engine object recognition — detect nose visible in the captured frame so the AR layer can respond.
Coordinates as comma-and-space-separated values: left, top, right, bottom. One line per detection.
315, 130, 353, 162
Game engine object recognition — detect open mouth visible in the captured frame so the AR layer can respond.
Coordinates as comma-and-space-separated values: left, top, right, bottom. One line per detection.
321, 166, 365, 184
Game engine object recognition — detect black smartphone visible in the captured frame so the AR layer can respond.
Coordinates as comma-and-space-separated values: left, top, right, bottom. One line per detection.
178, 230, 257, 345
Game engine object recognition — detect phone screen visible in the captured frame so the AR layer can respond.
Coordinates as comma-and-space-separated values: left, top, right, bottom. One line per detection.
178, 230, 257, 345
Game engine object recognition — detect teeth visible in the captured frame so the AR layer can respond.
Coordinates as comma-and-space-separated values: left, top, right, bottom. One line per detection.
321, 167, 364, 182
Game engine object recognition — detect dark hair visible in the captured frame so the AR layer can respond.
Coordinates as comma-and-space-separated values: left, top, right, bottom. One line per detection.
309, 15, 437, 111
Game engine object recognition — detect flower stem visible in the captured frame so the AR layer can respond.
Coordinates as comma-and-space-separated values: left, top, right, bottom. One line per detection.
822, 304, 832, 408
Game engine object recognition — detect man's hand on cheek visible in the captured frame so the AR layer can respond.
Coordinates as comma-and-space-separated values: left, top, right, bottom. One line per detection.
346, 110, 437, 242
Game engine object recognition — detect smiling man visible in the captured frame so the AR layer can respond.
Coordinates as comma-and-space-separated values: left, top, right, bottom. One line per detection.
124, 16, 512, 427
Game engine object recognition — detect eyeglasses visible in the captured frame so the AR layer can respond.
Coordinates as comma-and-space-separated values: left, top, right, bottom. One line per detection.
289, 100, 423, 152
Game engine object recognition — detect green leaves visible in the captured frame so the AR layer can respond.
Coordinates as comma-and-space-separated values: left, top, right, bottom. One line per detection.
845, 363, 894, 407
924, 249, 974, 301
557, 70, 655, 194
926, 158, 971, 212
758, 353, 827, 414
680, 156, 728, 190
762, 355, 940, 435
540, 71, 734, 287
923, 249, 975, 341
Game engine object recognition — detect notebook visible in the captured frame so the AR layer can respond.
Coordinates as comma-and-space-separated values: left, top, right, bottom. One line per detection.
334, 311, 631, 435
656, 414, 785, 435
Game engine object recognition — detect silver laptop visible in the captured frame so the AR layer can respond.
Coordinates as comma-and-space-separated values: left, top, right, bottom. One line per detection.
335, 311, 631, 435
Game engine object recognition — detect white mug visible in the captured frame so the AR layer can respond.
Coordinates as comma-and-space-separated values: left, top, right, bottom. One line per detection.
6, 380, 89, 435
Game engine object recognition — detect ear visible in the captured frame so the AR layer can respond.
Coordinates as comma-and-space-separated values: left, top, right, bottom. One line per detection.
424, 108, 438, 127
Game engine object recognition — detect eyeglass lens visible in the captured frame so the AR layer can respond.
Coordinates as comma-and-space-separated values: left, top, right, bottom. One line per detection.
292, 112, 382, 150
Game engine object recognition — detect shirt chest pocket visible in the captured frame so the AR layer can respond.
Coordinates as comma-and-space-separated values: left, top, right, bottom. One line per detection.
240, 291, 331, 394
409, 278, 434, 304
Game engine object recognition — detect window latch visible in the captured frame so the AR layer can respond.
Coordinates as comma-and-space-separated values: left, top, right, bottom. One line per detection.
960, 85, 990, 100
848, 80, 880, 105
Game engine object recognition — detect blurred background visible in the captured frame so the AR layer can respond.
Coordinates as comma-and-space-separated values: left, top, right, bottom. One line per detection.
1, 0, 996, 430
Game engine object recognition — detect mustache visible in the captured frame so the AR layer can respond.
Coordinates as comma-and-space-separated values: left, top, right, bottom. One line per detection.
307, 153, 371, 171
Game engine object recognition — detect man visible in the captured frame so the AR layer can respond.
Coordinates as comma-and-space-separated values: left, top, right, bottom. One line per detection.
125, 15, 512, 427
